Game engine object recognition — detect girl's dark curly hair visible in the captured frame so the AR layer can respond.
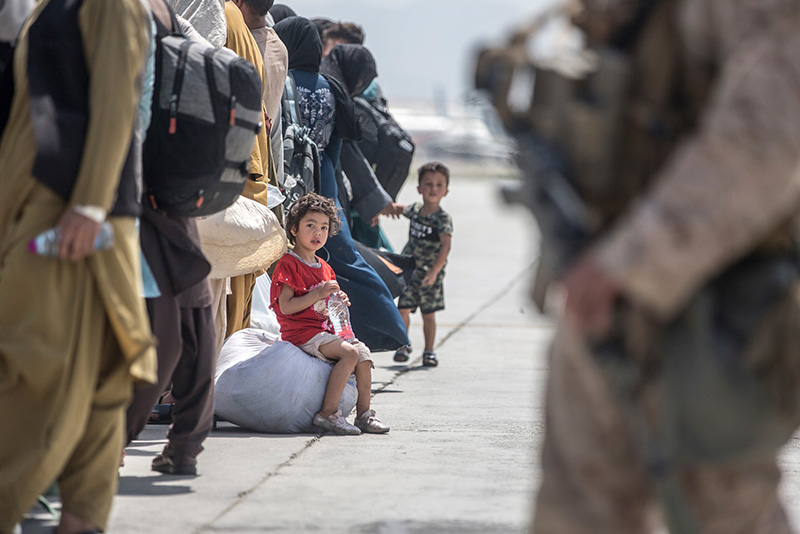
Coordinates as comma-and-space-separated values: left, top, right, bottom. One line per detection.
285, 193, 341, 246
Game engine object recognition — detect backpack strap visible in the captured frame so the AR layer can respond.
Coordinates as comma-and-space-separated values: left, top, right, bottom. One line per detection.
167, 39, 192, 134
283, 71, 302, 127
353, 95, 386, 124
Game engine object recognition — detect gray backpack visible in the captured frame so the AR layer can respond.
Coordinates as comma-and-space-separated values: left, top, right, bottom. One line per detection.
143, 30, 263, 217
279, 73, 320, 210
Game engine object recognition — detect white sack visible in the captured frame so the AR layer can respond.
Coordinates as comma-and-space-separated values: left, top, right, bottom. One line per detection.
196, 196, 287, 279
167, 0, 226, 47
0, 0, 34, 42
214, 328, 357, 433
250, 273, 280, 335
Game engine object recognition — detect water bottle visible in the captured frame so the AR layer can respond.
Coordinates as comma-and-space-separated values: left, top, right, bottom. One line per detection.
327, 292, 356, 343
28, 221, 115, 256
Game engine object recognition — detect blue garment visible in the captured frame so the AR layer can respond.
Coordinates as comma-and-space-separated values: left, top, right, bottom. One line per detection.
360, 79, 380, 102
137, 17, 158, 298
138, 16, 156, 139
292, 70, 408, 351
293, 73, 335, 151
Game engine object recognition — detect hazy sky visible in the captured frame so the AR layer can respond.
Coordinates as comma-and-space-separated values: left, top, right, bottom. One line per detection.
287, 0, 553, 103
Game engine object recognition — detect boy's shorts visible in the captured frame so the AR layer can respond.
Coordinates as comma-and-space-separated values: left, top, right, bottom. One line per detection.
299, 331, 373, 367
397, 271, 445, 314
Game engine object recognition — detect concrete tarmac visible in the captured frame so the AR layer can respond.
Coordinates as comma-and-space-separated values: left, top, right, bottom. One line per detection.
21, 176, 549, 534
21, 176, 800, 533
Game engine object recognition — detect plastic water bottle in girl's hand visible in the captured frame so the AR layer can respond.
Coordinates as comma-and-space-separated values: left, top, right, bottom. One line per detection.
327, 292, 357, 343
28, 221, 115, 256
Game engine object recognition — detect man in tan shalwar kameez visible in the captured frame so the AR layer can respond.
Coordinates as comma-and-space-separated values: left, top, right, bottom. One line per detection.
528, 1, 800, 533
0, 0, 156, 532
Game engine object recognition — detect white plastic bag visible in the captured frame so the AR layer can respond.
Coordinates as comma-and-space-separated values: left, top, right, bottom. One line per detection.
167, 0, 226, 47
250, 273, 280, 335
214, 328, 357, 433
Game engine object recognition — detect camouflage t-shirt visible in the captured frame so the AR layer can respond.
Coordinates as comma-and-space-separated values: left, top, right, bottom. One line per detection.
401, 202, 453, 270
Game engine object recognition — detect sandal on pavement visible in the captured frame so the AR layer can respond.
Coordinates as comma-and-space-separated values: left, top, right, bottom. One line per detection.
422, 350, 438, 367
152, 445, 198, 475
313, 410, 361, 435
393, 345, 411, 362
355, 409, 390, 434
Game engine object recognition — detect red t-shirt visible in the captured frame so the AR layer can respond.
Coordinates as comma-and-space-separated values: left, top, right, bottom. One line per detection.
270, 252, 336, 345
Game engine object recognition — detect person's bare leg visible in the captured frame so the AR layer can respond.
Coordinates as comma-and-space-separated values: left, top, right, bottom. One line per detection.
422, 312, 437, 352
317, 339, 358, 417
399, 308, 411, 335
354, 360, 373, 416
57, 511, 97, 534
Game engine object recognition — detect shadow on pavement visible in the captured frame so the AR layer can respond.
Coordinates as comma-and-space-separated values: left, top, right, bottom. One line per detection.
210, 423, 319, 438
117, 475, 193, 496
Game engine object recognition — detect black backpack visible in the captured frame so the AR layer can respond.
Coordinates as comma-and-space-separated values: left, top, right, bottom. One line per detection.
143, 22, 263, 217
0, 42, 14, 138
280, 73, 321, 210
353, 96, 415, 201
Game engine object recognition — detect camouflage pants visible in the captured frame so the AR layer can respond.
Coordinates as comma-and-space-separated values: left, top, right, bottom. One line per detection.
532, 325, 793, 534
397, 267, 445, 314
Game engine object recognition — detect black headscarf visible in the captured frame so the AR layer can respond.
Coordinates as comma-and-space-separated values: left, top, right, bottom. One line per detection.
273, 16, 322, 73
319, 44, 377, 98
269, 4, 297, 24
275, 16, 358, 141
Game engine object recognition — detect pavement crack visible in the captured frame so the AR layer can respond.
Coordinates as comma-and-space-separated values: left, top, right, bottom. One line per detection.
373, 260, 536, 394
195, 436, 321, 533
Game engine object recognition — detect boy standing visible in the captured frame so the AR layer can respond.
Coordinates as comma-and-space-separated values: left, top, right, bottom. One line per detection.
391, 162, 453, 367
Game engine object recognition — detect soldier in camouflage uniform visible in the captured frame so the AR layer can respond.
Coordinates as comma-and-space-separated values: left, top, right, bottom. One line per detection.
392, 162, 453, 367
504, 1, 800, 533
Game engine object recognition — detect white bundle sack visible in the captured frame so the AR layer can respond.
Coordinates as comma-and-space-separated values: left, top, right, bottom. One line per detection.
214, 328, 357, 433
250, 273, 280, 336
167, 0, 226, 47
196, 195, 287, 279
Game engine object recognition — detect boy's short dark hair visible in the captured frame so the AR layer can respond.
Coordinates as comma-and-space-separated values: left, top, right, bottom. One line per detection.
284, 193, 341, 246
311, 17, 335, 40
240, 0, 274, 17
417, 161, 450, 186
322, 22, 365, 45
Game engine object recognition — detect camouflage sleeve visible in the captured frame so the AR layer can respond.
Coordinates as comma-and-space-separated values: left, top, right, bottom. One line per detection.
594, 29, 800, 320
439, 211, 453, 235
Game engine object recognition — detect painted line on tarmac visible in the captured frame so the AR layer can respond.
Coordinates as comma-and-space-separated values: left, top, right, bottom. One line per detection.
374, 260, 538, 392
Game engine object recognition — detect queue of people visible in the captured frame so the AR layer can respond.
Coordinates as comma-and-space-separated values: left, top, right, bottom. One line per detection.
0, 1, 452, 532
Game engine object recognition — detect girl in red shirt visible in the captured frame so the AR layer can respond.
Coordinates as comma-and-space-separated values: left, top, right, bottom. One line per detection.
271, 193, 389, 435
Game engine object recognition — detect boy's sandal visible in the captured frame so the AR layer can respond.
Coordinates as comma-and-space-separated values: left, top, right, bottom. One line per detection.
422, 350, 439, 367
393, 345, 411, 362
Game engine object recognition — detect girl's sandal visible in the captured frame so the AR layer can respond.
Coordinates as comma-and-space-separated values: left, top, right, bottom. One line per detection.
422, 350, 438, 367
